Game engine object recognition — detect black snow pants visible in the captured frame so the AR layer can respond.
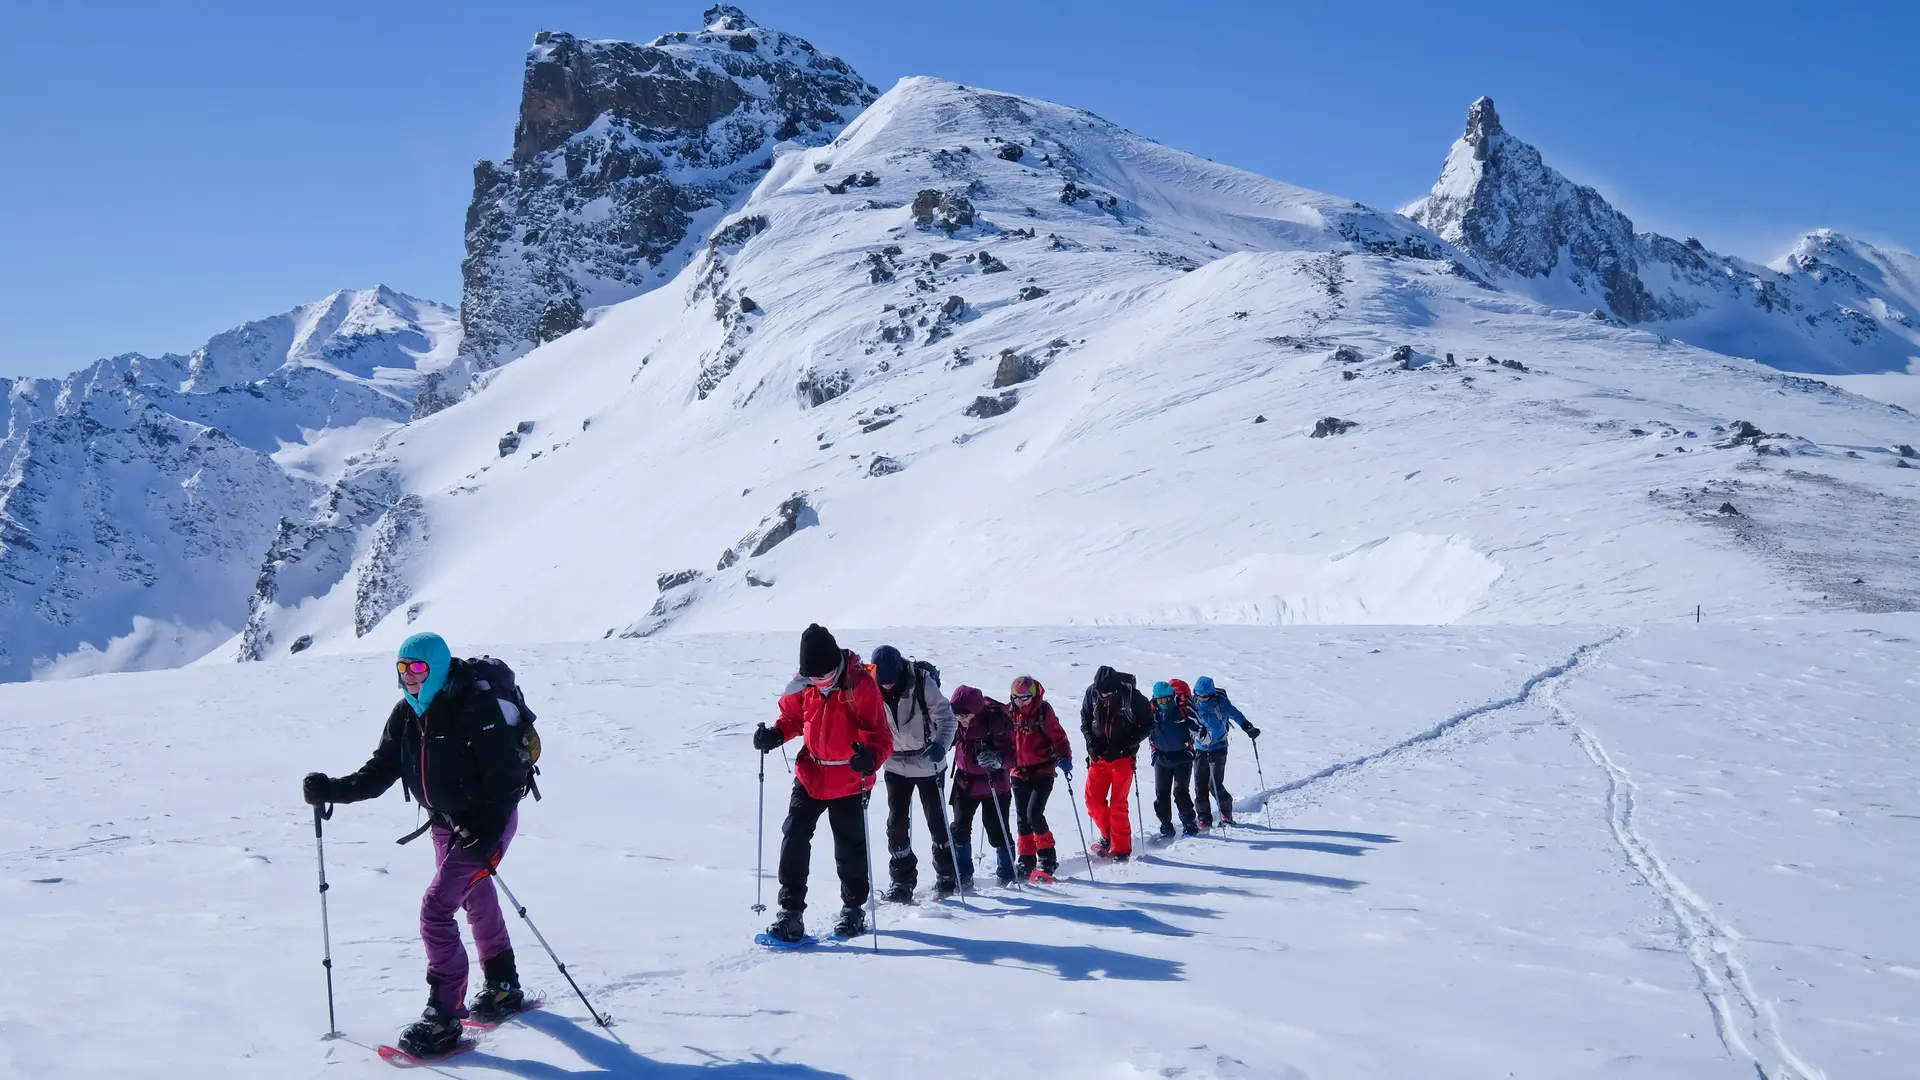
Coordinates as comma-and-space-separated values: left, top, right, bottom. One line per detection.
1194, 748, 1232, 825
884, 771, 957, 888
1153, 753, 1196, 829
1011, 773, 1056, 841
776, 780, 869, 914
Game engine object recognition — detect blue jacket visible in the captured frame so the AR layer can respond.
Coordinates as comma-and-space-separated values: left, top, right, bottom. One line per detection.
1146, 697, 1198, 762
1194, 689, 1254, 753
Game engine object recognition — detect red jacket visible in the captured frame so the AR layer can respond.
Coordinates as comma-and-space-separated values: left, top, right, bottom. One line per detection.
1010, 685, 1072, 779
774, 651, 894, 800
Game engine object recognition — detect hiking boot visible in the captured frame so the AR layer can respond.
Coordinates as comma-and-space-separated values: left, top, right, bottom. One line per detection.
1111, 851, 1131, 863
1182, 822, 1200, 838
764, 907, 807, 944
1219, 814, 1235, 827
932, 876, 958, 900
1159, 822, 1177, 839
1038, 847, 1059, 875
882, 881, 915, 905
1197, 818, 1213, 831
469, 949, 524, 1021
833, 906, 866, 939
1016, 853, 1037, 880
1091, 837, 1112, 859
994, 846, 1016, 886
397, 1004, 462, 1058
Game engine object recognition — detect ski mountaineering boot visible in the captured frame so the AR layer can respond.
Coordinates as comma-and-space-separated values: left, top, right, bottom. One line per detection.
1016, 852, 1038, 880
882, 880, 915, 905
994, 845, 1017, 886
1038, 844, 1059, 876
833, 905, 867, 939
952, 841, 974, 893
397, 1003, 463, 1059
765, 907, 807, 944
469, 948, 525, 1022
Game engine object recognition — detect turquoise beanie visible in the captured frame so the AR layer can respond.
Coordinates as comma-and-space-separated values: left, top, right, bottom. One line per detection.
1151, 681, 1173, 700
397, 632, 453, 717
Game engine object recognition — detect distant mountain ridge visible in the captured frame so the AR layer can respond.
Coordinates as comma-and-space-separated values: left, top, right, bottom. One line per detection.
0, 287, 454, 680
1408, 97, 1920, 375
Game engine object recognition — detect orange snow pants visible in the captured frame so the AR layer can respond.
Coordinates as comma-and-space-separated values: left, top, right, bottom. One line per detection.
1084, 756, 1135, 856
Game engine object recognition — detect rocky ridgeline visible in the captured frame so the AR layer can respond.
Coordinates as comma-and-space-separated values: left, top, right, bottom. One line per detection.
430, 5, 878, 413
0, 290, 454, 681
1409, 98, 1920, 374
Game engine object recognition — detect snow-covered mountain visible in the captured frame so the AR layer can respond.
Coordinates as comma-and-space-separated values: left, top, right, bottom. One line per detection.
0, 287, 456, 681
229, 76, 1920, 662
429, 4, 878, 413
1409, 97, 1920, 375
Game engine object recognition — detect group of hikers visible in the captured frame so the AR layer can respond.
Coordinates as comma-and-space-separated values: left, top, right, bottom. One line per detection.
298, 623, 1262, 1059
749, 624, 1261, 945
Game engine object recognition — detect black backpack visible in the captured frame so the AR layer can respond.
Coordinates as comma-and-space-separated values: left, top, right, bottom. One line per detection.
466, 655, 543, 801
908, 659, 942, 742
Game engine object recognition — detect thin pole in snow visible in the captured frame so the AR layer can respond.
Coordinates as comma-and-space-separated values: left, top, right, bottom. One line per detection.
313, 805, 340, 1040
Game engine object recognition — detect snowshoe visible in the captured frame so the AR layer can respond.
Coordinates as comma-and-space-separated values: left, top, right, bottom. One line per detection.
1038, 847, 1059, 876
1016, 853, 1038, 880
933, 877, 959, 900
1159, 822, 1177, 840
395, 1005, 463, 1059
1181, 823, 1201, 838
882, 881, 916, 905
763, 907, 808, 945
832, 906, 867, 939
1028, 869, 1056, 884
1091, 837, 1112, 859
1219, 814, 1235, 828
469, 949, 525, 1023
1111, 851, 1131, 864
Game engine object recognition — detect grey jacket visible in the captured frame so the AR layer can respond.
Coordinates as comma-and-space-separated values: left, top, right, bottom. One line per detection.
881, 664, 957, 778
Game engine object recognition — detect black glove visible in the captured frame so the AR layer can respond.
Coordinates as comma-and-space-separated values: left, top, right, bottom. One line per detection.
453, 806, 508, 854
302, 772, 332, 806
977, 749, 1004, 771
849, 742, 879, 776
1245, 725, 1262, 741
752, 724, 783, 752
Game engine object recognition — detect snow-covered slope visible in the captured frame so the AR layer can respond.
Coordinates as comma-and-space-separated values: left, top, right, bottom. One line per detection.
4, 618, 1914, 1077
1409, 98, 1920, 375
434, 4, 878, 411
0, 288, 456, 681
231, 78, 1920, 662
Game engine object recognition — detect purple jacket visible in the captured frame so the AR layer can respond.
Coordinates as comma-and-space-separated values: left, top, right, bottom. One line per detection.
950, 701, 1016, 801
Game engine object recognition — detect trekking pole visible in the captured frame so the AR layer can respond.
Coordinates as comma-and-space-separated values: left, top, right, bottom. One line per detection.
933, 768, 966, 910
1061, 771, 1095, 882
486, 869, 612, 1028
752, 749, 768, 914
859, 788, 879, 953
1132, 765, 1146, 843
1251, 739, 1271, 827
312, 804, 340, 1040
985, 769, 1021, 889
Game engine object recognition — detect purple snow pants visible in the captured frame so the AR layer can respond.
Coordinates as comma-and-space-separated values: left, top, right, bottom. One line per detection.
423, 809, 517, 1014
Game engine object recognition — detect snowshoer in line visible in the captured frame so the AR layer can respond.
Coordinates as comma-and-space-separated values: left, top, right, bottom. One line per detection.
1192, 676, 1261, 828
1080, 666, 1152, 861
946, 685, 1019, 888
752, 624, 893, 943
1008, 675, 1073, 881
870, 645, 959, 902
1147, 680, 1201, 838
300, 632, 535, 1059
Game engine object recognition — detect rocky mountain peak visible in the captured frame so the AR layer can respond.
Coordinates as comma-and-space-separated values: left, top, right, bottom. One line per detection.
1462, 96, 1501, 159
704, 5, 756, 31
440, 8, 877, 411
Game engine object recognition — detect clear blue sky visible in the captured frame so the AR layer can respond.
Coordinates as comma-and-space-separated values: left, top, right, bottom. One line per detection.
3, 0, 1913, 377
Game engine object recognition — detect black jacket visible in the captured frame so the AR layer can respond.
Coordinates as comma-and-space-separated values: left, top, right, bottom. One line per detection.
329, 659, 529, 829
1080, 666, 1153, 762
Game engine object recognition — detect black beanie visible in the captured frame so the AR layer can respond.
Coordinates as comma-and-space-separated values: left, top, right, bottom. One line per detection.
799, 623, 842, 678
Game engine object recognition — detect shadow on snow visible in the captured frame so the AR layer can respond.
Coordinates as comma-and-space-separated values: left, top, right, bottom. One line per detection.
458, 1008, 852, 1078
978, 892, 1200, 936
878, 928, 1184, 981
1134, 854, 1365, 891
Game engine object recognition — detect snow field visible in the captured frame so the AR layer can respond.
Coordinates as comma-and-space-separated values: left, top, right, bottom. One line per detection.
3, 618, 1914, 1077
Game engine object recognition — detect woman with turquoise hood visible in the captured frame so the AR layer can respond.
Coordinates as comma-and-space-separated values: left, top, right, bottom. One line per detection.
302, 632, 535, 1059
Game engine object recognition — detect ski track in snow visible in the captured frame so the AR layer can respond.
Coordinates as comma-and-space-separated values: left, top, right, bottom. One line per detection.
1247, 629, 1628, 819
1550, 652, 1829, 1080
